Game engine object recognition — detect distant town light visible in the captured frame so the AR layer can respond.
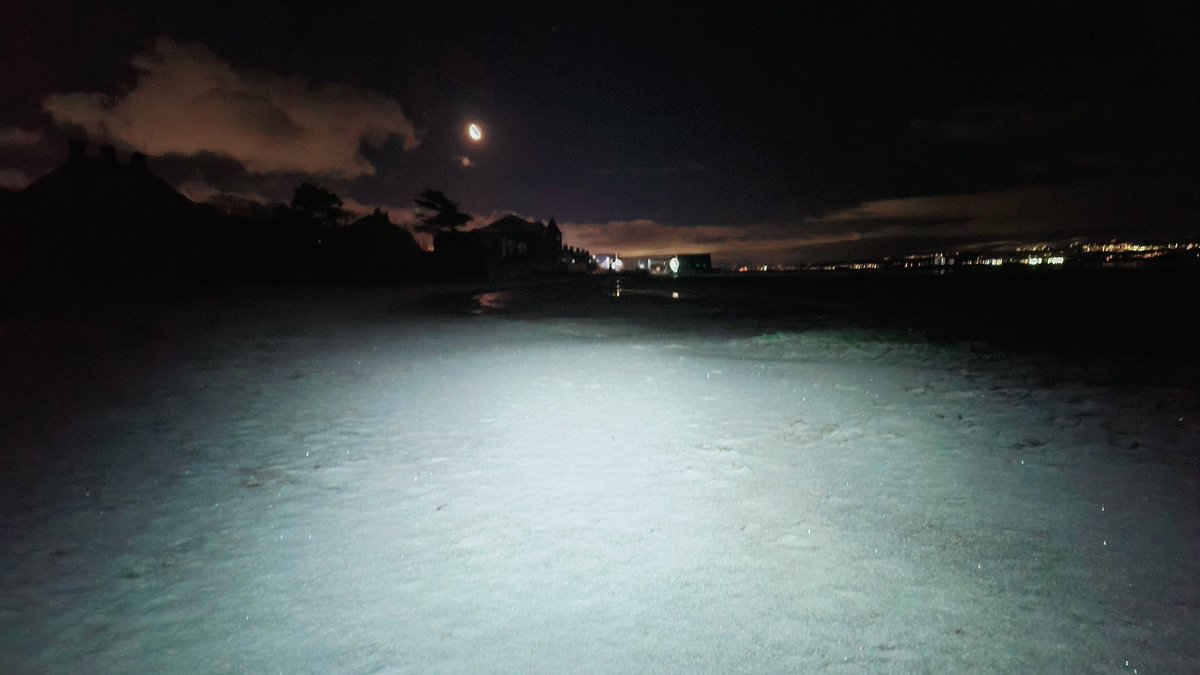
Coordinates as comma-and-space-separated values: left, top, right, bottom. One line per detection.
669, 257, 680, 274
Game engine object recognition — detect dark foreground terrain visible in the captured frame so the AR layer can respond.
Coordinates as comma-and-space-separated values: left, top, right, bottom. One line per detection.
1, 269, 1197, 673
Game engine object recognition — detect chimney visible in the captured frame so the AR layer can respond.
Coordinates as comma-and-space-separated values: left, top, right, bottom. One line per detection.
130, 152, 147, 171
99, 145, 117, 163
69, 138, 87, 161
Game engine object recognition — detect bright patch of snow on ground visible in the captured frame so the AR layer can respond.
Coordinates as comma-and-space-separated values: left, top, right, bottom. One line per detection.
2, 285, 1197, 673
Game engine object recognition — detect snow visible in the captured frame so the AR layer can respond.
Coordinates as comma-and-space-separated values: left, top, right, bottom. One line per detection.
2, 282, 1197, 673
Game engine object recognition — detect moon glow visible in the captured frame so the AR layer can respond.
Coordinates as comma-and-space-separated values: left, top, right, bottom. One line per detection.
468, 123, 482, 141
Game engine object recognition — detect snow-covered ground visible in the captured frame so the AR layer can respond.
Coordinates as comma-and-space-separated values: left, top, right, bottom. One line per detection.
2, 282, 1197, 673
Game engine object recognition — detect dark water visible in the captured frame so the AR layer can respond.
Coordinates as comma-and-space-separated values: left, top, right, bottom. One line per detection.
431, 268, 1200, 388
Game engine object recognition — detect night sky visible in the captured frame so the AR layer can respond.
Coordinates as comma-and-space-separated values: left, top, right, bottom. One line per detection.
1, 1, 1196, 264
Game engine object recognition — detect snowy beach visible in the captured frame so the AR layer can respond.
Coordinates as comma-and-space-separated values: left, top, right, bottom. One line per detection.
2, 276, 1197, 673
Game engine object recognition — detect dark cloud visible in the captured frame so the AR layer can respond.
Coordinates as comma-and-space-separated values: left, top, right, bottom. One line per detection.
561, 219, 823, 267
808, 176, 1199, 251
0, 126, 41, 146
0, 125, 47, 189
42, 37, 420, 178
0, 167, 30, 190
563, 173, 1200, 266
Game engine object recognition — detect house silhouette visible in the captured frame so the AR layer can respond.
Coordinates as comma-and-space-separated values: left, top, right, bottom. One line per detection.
328, 208, 425, 282
1, 140, 227, 290
433, 214, 565, 279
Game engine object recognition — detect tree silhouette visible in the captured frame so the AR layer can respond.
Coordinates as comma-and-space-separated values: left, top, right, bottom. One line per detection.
413, 189, 471, 233
291, 182, 349, 229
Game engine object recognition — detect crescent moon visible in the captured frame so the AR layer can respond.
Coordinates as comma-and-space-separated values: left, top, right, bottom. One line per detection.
468, 124, 482, 141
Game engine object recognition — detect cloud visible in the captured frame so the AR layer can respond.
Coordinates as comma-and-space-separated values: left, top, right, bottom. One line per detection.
811, 183, 1118, 240
558, 179, 1179, 266
558, 213, 964, 268
795, 178, 1200, 259
0, 126, 42, 147
177, 181, 270, 206
177, 182, 421, 226
337, 196, 431, 249
340, 197, 421, 225
42, 37, 419, 178
559, 219, 824, 266
0, 168, 31, 190
177, 181, 434, 248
